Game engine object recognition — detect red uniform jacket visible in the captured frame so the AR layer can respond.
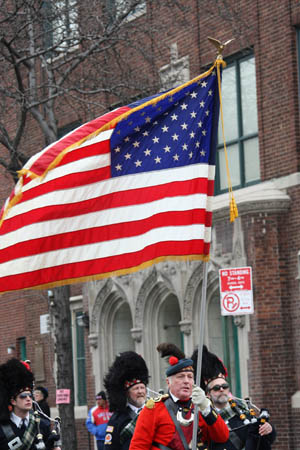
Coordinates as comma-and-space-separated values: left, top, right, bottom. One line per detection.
130, 397, 229, 450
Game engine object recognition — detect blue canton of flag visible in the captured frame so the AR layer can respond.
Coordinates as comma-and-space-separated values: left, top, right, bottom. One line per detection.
110, 70, 219, 177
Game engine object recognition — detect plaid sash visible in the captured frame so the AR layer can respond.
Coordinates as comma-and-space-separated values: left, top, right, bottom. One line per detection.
219, 404, 238, 422
219, 398, 249, 423
2, 413, 39, 450
120, 414, 138, 444
21, 413, 39, 450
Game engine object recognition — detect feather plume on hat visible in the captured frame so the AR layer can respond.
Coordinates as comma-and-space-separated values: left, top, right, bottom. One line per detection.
157, 343, 193, 377
157, 343, 185, 360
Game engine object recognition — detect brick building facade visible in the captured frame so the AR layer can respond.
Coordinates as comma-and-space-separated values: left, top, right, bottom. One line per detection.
1, 1, 300, 449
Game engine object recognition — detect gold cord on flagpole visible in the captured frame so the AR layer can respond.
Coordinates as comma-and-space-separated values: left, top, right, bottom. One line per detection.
209, 37, 238, 222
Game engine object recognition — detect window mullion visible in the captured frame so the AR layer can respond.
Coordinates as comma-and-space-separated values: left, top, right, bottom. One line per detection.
236, 60, 245, 187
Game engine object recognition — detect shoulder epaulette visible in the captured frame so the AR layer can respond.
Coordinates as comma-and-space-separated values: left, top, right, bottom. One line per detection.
145, 398, 155, 409
145, 394, 169, 409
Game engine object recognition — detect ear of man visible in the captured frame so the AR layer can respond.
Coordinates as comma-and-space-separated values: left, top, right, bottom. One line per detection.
166, 377, 172, 388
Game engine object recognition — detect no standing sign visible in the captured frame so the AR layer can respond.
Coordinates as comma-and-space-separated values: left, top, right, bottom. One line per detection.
219, 267, 254, 316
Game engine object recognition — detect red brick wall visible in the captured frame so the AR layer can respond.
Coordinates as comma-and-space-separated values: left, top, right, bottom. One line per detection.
0, 289, 56, 401
244, 211, 290, 448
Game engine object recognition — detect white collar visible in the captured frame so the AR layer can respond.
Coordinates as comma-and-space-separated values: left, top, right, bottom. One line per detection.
127, 403, 144, 414
169, 391, 193, 404
169, 392, 180, 403
10, 412, 30, 428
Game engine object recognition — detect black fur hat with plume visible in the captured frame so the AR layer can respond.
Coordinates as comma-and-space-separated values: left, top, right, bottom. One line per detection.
0, 358, 34, 421
157, 343, 194, 377
191, 345, 227, 390
103, 351, 149, 413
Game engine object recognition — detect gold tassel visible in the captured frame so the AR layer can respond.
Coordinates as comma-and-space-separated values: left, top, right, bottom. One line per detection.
230, 196, 239, 223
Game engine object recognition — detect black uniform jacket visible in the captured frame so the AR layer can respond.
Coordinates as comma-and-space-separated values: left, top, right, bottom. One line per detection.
211, 414, 276, 450
0, 416, 55, 450
104, 407, 137, 450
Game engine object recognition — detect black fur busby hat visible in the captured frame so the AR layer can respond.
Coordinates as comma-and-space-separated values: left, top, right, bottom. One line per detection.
157, 343, 194, 377
191, 345, 227, 390
0, 358, 34, 421
104, 351, 149, 413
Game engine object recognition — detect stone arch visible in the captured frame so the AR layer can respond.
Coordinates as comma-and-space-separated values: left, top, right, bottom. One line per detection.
191, 267, 220, 347
134, 267, 159, 331
88, 278, 133, 392
134, 267, 175, 329
183, 262, 204, 326
182, 262, 220, 356
135, 266, 181, 391
111, 300, 135, 354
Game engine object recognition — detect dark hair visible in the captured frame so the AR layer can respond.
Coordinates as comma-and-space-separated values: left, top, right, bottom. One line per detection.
96, 390, 106, 400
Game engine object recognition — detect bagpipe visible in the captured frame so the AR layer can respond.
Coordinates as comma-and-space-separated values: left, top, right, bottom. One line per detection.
227, 396, 270, 430
32, 400, 62, 450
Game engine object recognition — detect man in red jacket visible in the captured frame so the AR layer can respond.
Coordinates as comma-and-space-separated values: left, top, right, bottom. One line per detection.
130, 343, 229, 450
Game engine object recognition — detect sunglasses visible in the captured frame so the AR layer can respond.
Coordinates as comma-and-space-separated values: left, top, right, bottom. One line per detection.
18, 393, 33, 399
209, 383, 229, 392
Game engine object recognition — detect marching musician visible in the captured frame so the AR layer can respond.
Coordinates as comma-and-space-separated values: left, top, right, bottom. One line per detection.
191, 346, 276, 450
129, 343, 229, 450
104, 351, 149, 450
0, 358, 61, 450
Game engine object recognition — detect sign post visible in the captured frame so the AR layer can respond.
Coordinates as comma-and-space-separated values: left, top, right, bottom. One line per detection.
219, 267, 254, 316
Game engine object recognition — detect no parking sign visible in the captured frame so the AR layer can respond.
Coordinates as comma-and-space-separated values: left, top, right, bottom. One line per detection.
219, 267, 254, 316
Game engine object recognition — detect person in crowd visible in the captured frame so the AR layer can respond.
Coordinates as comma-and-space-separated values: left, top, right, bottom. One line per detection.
86, 390, 112, 450
0, 358, 61, 450
129, 343, 229, 450
104, 351, 149, 450
34, 386, 51, 418
191, 345, 276, 450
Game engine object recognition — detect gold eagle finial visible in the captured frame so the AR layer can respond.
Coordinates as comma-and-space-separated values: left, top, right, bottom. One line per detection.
208, 37, 234, 59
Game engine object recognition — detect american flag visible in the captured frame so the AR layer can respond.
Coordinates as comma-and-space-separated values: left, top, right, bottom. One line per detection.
0, 64, 221, 293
